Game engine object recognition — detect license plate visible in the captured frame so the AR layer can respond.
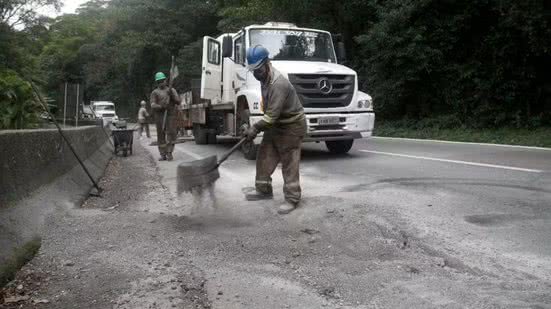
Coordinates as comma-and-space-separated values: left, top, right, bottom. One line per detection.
318, 117, 339, 125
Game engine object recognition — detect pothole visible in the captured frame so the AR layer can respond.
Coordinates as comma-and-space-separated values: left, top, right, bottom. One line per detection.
464, 214, 531, 227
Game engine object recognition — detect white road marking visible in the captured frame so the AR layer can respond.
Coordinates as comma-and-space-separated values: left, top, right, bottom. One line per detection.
371, 136, 551, 151
359, 150, 543, 173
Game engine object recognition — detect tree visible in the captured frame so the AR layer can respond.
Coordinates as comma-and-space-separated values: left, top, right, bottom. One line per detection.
0, 69, 39, 129
3, 0, 546, 128
354, 0, 551, 127
0, 0, 60, 29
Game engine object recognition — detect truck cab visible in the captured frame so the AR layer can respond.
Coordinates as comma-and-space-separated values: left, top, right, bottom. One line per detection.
193, 22, 375, 158
91, 101, 119, 126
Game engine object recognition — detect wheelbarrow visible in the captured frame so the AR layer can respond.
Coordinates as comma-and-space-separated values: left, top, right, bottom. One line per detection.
112, 128, 134, 157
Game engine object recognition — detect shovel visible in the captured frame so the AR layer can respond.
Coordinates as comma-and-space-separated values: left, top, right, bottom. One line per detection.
177, 138, 247, 194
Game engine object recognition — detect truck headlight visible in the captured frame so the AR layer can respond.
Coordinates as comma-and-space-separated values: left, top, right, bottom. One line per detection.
358, 99, 373, 110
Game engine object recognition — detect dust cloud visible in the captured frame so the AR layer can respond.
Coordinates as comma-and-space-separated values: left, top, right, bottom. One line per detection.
176, 184, 219, 217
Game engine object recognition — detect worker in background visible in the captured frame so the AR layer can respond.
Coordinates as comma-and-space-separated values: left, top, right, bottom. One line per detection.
242, 45, 307, 215
150, 72, 181, 161
137, 100, 150, 138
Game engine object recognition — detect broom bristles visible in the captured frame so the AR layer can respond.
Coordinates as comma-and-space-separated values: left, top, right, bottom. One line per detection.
176, 155, 220, 194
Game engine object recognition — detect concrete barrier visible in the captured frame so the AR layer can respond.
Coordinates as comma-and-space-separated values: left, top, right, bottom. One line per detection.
0, 126, 112, 267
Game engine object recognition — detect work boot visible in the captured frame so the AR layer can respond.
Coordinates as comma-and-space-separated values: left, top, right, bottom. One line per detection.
278, 201, 297, 215
166, 152, 173, 161
159, 155, 167, 161
245, 190, 273, 201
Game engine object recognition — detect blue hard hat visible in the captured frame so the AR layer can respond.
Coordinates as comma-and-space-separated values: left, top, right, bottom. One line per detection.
246, 45, 269, 71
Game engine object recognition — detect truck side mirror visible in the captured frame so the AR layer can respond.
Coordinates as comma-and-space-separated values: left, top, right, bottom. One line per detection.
337, 41, 347, 62
222, 35, 233, 58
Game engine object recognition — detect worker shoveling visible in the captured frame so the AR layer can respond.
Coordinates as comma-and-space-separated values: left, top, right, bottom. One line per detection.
177, 138, 247, 194
177, 45, 307, 215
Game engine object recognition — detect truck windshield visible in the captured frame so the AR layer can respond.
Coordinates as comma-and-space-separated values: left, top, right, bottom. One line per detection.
249, 29, 336, 63
94, 105, 115, 111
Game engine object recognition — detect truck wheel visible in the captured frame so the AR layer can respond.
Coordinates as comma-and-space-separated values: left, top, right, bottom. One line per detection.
239, 110, 258, 160
193, 125, 208, 145
325, 139, 354, 154
207, 129, 217, 144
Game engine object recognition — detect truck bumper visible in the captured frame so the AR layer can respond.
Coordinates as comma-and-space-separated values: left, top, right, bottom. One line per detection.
101, 117, 114, 127
250, 112, 375, 142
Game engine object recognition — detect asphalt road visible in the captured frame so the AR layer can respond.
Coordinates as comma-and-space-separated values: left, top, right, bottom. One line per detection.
4, 132, 550, 309
160, 134, 551, 308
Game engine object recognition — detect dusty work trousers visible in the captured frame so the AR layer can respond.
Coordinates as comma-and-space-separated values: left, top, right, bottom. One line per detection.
155, 111, 177, 155
138, 121, 150, 138
255, 132, 304, 204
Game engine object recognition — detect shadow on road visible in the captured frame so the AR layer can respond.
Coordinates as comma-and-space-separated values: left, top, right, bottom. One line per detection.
202, 139, 365, 162
341, 177, 551, 194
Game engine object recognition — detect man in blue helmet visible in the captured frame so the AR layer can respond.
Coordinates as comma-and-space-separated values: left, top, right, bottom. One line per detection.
242, 45, 307, 215
150, 72, 181, 161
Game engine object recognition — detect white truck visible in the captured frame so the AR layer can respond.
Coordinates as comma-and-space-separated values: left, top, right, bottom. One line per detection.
91, 101, 119, 126
189, 22, 375, 159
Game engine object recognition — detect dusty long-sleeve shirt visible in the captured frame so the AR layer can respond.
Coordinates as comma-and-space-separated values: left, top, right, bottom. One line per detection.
254, 66, 306, 136
138, 107, 149, 121
150, 87, 181, 115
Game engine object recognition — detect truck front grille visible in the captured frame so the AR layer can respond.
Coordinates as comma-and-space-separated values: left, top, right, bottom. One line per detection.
288, 74, 355, 108
102, 113, 115, 118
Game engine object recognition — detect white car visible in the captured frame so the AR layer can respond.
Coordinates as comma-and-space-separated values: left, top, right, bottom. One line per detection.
91, 101, 119, 126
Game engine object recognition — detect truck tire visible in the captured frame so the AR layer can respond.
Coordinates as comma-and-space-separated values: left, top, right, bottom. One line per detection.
239, 109, 258, 160
207, 129, 217, 144
194, 124, 208, 145
325, 139, 354, 154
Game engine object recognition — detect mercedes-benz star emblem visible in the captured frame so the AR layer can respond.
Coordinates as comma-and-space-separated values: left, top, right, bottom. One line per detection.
318, 78, 333, 94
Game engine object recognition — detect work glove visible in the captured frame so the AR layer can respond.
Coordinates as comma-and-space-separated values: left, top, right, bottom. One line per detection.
243, 126, 258, 141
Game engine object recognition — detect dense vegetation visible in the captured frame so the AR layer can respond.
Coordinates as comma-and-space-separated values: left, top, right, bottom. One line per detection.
0, 0, 549, 130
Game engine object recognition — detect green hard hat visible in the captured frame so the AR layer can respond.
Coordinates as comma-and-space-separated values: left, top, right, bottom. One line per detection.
154, 72, 167, 81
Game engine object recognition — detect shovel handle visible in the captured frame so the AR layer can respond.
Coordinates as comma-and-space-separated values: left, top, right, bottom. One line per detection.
161, 110, 168, 131
217, 138, 248, 166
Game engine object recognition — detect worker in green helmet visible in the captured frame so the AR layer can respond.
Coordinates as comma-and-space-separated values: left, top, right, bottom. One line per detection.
150, 72, 181, 161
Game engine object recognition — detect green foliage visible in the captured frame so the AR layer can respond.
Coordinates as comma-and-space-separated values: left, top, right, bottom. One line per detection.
356, 0, 551, 127
39, 0, 220, 117
0, 0, 60, 28
375, 118, 551, 148
0, 70, 40, 129
40, 14, 98, 85
2, 0, 548, 128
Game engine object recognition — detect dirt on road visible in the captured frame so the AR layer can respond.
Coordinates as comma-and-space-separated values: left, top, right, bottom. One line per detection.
1, 138, 550, 309
1, 140, 210, 309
